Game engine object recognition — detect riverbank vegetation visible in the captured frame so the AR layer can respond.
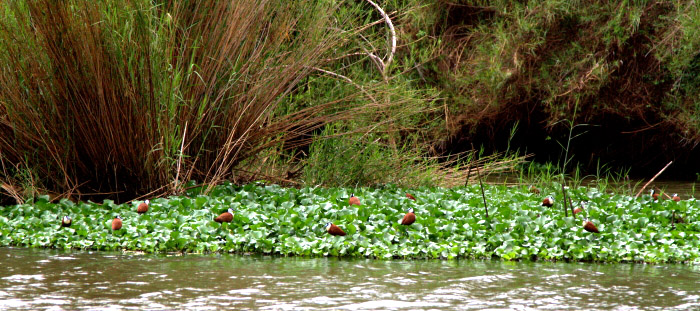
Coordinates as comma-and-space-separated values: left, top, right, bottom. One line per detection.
1, 183, 698, 264
1, 1, 699, 204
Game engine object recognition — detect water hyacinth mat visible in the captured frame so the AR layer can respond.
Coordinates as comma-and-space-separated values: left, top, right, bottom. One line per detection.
0, 183, 699, 264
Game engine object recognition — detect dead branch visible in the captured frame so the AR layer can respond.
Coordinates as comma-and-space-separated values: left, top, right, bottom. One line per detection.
365, 0, 396, 80
635, 161, 672, 198
309, 66, 378, 105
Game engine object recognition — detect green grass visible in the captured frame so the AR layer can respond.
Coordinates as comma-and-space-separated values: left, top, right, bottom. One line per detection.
1, 183, 698, 263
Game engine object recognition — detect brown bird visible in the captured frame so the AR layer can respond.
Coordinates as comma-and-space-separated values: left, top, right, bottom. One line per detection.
542, 196, 554, 207
582, 219, 599, 233
111, 216, 122, 231
348, 193, 361, 206
672, 193, 681, 202
215, 208, 234, 223
529, 185, 540, 194
573, 201, 586, 215
137, 199, 150, 214
401, 207, 416, 226
61, 216, 72, 228
405, 193, 416, 201
650, 189, 659, 201
325, 222, 346, 236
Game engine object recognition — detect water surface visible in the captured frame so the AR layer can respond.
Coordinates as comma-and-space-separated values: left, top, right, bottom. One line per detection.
486, 174, 697, 199
1, 247, 699, 310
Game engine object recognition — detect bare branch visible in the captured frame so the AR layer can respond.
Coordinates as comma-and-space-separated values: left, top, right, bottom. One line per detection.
308, 66, 378, 105
635, 161, 673, 198
365, 0, 396, 79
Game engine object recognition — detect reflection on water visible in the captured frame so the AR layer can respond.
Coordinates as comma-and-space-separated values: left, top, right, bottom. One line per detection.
1, 247, 699, 310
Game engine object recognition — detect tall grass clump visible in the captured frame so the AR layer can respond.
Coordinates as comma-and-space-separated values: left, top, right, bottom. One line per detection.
302, 123, 527, 188
0, 0, 373, 201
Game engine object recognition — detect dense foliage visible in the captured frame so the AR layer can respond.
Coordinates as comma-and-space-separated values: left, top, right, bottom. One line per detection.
2, 0, 699, 202
1, 184, 698, 264
407, 1, 700, 174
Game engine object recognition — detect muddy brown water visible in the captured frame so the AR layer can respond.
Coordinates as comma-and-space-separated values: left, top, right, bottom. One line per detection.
1, 247, 699, 310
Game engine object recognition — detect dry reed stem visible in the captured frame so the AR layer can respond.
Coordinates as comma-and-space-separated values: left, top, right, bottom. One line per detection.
560, 183, 569, 217
635, 161, 672, 198
173, 121, 188, 195
475, 164, 489, 218
0, 183, 23, 205
0, 0, 359, 200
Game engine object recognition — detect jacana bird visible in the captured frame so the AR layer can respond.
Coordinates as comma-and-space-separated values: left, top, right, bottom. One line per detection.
573, 202, 585, 215
61, 216, 72, 228
348, 193, 361, 206
672, 193, 681, 202
582, 219, 599, 233
650, 189, 659, 201
401, 207, 416, 226
112, 216, 122, 231
137, 199, 150, 214
529, 185, 540, 194
325, 222, 346, 236
542, 196, 554, 207
215, 208, 234, 223
405, 193, 416, 201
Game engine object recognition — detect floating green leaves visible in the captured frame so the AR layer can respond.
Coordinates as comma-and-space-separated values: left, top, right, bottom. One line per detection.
0, 183, 699, 263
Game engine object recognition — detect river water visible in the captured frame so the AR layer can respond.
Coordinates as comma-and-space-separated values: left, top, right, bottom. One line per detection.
486, 175, 698, 199
1, 247, 699, 310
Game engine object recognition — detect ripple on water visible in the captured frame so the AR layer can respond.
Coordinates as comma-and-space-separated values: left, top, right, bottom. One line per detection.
542, 273, 575, 280
301, 295, 346, 306
228, 288, 264, 295
181, 294, 251, 309
118, 281, 149, 285
260, 302, 297, 310
140, 291, 162, 299
387, 276, 418, 286
457, 273, 515, 283
0, 296, 70, 310
339, 300, 451, 310
0, 299, 29, 309
2, 274, 44, 281
2, 248, 700, 310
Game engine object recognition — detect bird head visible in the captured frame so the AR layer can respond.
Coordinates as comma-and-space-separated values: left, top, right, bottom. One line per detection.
63, 216, 71, 222
350, 193, 355, 198
407, 207, 414, 213
547, 196, 554, 202
673, 193, 678, 197
115, 215, 121, 220
227, 208, 235, 214
324, 222, 331, 230
650, 189, 655, 195
144, 199, 150, 205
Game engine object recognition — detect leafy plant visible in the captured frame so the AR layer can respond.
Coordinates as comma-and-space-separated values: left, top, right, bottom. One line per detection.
1, 183, 698, 264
